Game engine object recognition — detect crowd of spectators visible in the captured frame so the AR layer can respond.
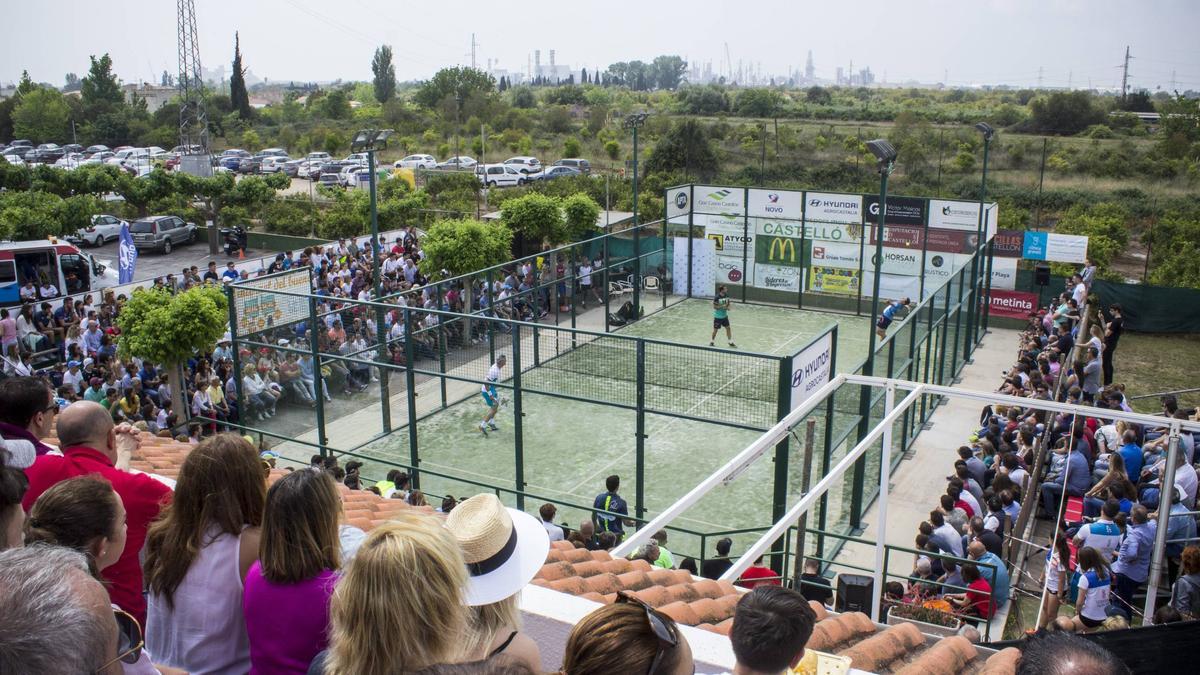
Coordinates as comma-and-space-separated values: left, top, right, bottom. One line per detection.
877, 273, 1200, 633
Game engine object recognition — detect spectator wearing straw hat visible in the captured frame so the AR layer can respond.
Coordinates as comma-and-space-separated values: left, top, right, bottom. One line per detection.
445, 493, 549, 673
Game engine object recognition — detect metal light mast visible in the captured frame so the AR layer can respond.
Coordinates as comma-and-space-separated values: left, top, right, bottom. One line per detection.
177, 0, 209, 155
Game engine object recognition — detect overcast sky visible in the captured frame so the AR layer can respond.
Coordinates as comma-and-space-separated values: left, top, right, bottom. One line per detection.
3, 0, 1198, 91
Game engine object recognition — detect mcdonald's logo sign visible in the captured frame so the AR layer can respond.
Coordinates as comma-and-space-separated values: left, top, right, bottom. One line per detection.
754, 235, 805, 268
767, 237, 795, 262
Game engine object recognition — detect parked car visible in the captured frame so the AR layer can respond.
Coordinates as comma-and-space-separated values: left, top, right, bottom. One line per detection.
281, 159, 304, 177
120, 148, 157, 172
537, 166, 582, 181
475, 164, 526, 187
394, 154, 437, 170
297, 160, 323, 179
170, 144, 204, 155
553, 158, 591, 174
81, 151, 114, 165
68, 214, 128, 247
3, 154, 26, 167
129, 215, 197, 254
26, 144, 65, 163
503, 156, 541, 174
305, 151, 331, 162
259, 148, 289, 158
238, 156, 265, 174
436, 155, 478, 170
219, 149, 250, 171
53, 153, 85, 170
84, 144, 111, 156
318, 171, 343, 188
7, 140, 32, 150
260, 156, 291, 173
61, 143, 84, 154
337, 164, 368, 187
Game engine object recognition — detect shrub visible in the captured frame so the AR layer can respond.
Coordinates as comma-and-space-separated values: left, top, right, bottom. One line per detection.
604, 140, 620, 160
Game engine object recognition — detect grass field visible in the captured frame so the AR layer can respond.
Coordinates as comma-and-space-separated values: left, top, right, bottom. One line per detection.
1117, 332, 1200, 413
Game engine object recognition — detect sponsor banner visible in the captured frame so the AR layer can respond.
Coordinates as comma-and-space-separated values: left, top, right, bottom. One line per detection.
864, 195, 926, 227
929, 199, 982, 231
872, 226, 977, 254
694, 185, 746, 216
673, 236, 717, 298
870, 246, 922, 276
790, 331, 834, 411
757, 218, 863, 243
985, 203, 999, 239
869, 224, 923, 250
810, 241, 862, 270
754, 232, 809, 269
990, 256, 1018, 290
666, 186, 691, 218
1045, 233, 1088, 264
992, 229, 1025, 258
753, 264, 801, 293
989, 289, 1039, 319
809, 266, 860, 295
804, 192, 863, 224
715, 255, 753, 286
748, 188, 802, 220
923, 252, 964, 283
700, 214, 753, 258
233, 268, 311, 333
862, 272, 922, 301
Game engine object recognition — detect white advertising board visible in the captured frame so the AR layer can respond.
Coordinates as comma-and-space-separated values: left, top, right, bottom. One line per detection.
809, 241, 862, 270
667, 186, 691, 218
989, 256, 1017, 291
928, 199, 982, 232
753, 264, 801, 293
700, 213, 752, 258
790, 331, 834, 411
673, 236, 717, 298
715, 255, 754, 287
748, 188, 803, 220
804, 192, 863, 224
693, 185, 746, 216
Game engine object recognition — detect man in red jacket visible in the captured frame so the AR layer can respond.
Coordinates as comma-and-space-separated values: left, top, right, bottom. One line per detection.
22, 401, 172, 626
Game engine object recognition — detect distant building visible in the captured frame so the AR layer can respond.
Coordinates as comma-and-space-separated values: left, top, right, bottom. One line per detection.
123, 83, 176, 112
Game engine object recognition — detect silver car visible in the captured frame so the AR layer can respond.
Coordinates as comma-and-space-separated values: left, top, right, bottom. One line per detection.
130, 215, 197, 254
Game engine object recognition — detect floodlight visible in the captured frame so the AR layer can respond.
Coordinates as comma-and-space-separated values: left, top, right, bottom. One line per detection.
865, 139, 897, 164
974, 122, 995, 140
622, 112, 649, 129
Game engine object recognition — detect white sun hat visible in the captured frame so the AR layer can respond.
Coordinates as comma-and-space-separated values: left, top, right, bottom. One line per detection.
445, 493, 550, 606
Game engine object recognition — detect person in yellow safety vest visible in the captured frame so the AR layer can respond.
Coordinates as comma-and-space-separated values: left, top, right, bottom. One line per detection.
592, 474, 630, 539
374, 469, 410, 500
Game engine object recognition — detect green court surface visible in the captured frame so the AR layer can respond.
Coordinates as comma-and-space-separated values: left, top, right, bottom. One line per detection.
353, 299, 876, 559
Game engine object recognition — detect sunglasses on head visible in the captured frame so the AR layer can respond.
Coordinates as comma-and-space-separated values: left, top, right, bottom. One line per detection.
95, 608, 143, 672
616, 591, 681, 675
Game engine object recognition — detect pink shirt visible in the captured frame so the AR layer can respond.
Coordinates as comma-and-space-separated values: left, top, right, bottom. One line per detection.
243, 563, 337, 674
0, 317, 16, 343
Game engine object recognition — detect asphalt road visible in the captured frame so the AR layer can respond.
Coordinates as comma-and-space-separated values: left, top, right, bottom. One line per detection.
87, 235, 273, 284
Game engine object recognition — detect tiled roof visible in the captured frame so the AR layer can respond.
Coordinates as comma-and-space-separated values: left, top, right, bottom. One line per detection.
533, 541, 1021, 675
47, 433, 434, 529
51, 435, 1024, 674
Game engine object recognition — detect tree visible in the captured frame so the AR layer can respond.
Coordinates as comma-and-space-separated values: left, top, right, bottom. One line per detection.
734, 88, 782, 117
116, 285, 228, 421
651, 55, 688, 90
511, 87, 536, 109
80, 54, 124, 120
64, 72, 81, 91
418, 218, 513, 277
605, 140, 621, 160
413, 67, 495, 110
502, 193, 565, 248
16, 71, 36, 97
1118, 90, 1154, 113
676, 85, 729, 115
645, 119, 719, 178
1156, 94, 1199, 160
13, 88, 70, 144
562, 193, 601, 241
1027, 91, 1104, 135
318, 89, 351, 120
230, 33, 252, 119
372, 45, 397, 104
806, 86, 832, 105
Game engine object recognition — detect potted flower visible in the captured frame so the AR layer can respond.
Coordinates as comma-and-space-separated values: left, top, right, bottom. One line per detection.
885, 600, 963, 637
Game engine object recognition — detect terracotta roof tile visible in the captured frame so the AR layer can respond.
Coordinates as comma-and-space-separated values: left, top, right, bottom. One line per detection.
550, 540, 574, 551
548, 577, 588, 596
689, 579, 725, 599
581, 573, 623, 596
977, 647, 1022, 675
570, 560, 606, 578
892, 635, 977, 675
631, 585, 672, 608
688, 597, 725, 625
657, 601, 700, 626
537, 562, 575, 583
841, 621, 924, 673
615, 570, 652, 591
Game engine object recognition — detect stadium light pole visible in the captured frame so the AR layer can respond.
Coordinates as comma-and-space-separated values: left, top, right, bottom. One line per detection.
850, 139, 896, 532
353, 128, 395, 430
964, 122, 994, 362
624, 111, 648, 317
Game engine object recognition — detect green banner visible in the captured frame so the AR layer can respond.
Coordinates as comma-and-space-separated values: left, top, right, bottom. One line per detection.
754, 234, 810, 268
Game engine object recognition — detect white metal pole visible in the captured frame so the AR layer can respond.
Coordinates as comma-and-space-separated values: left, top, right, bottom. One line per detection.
1144, 426, 1181, 621
871, 382, 896, 622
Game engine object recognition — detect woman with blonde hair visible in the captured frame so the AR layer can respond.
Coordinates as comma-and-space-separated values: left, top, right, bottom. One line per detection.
446, 494, 550, 673
243, 468, 341, 674
144, 434, 267, 674
312, 512, 470, 674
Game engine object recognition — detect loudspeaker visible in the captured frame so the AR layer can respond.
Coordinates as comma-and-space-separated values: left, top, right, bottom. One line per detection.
835, 573, 874, 613
1035, 263, 1051, 287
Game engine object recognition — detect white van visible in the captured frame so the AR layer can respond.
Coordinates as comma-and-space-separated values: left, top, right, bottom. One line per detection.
475, 164, 526, 187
